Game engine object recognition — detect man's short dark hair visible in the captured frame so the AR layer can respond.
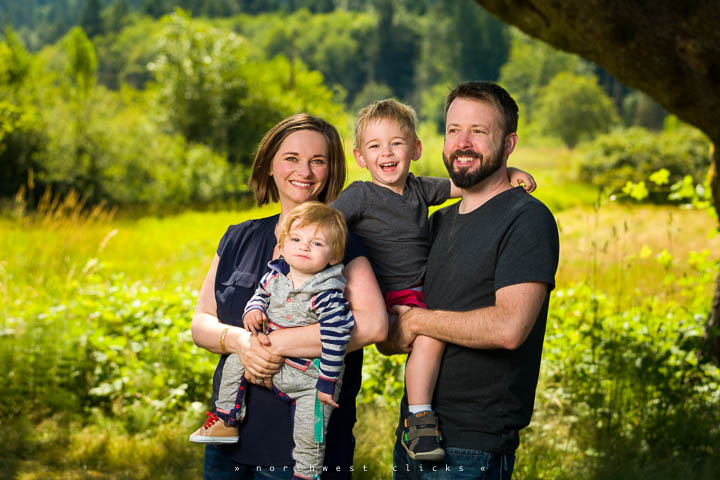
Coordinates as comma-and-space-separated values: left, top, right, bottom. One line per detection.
444, 82, 519, 137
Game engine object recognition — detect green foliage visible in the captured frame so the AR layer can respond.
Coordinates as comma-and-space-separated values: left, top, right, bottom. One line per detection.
533, 72, 619, 148
0, 29, 48, 199
537, 254, 720, 476
94, 16, 165, 90
230, 9, 376, 104
580, 126, 712, 203
414, 1, 510, 126
499, 28, 592, 124
621, 90, 667, 129
372, 0, 421, 100
350, 82, 394, 114
0, 28, 31, 87
1, 273, 214, 426
64, 26, 98, 97
149, 10, 345, 167
358, 346, 405, 407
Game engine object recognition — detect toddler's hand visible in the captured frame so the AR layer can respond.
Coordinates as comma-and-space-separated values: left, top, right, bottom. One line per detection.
244, 309, 267, 334
318, 391, 339, 408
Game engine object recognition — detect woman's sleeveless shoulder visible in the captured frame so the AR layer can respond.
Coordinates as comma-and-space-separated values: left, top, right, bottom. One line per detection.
217, 216, 277, 257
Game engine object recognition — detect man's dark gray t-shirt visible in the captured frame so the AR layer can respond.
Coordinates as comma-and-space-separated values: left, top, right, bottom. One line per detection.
332, 173, 451, 292
397, 186, 560, 453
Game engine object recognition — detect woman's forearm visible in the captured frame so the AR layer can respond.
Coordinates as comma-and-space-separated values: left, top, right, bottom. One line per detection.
267, 256, 388, 357
191, 311, 251, 354
343, 256, 388, 349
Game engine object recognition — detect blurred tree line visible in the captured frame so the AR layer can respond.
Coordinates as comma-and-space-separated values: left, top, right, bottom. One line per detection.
2, 0, 706, 210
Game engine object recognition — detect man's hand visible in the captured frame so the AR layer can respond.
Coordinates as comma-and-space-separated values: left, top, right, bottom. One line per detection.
376, 305, 418, 355
317, 391, 339, 408
244, 309, 267, 334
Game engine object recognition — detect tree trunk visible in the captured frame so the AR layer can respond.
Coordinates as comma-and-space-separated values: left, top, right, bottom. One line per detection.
707, 148, 720, 363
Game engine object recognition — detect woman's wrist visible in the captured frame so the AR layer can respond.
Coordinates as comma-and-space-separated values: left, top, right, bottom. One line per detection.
225, 326, 250, 354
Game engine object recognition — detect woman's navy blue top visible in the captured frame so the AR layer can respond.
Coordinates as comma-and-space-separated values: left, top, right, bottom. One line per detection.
211, 214, 365, 469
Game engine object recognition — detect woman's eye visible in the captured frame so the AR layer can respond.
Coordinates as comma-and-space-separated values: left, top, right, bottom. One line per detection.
285, 156, 297, 162
312, 158, 326, 165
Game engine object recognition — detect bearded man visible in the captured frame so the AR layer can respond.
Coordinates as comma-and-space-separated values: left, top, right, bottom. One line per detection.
381, 81, 560, 479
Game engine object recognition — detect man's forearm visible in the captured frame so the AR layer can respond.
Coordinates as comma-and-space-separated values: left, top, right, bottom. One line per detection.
406, 283, 549, 351
409, 306, 511, 349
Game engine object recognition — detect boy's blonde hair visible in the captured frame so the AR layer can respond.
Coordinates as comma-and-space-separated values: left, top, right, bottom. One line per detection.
277, 202, 347, 264
353, 98, 419, 149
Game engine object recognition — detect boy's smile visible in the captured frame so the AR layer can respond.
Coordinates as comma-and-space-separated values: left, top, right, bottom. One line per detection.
353, 119, 422, 195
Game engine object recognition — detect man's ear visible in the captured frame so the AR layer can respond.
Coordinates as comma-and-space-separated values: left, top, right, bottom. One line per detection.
411, 138, 423, 162
353, 149, 367, 168
504, 132, 518, 157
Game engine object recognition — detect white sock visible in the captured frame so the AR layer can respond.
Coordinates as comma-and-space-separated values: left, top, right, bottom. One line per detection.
408, 404, 432, 415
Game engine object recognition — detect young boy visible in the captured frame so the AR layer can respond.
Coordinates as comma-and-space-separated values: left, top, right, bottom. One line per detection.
332, 99, 535, 462
189, 202, 354, 480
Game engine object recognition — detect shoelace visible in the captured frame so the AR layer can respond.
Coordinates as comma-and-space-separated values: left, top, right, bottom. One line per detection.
202, 411, 220, 429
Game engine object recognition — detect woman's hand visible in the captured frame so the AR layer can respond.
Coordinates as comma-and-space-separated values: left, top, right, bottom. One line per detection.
235, 331, 284, 389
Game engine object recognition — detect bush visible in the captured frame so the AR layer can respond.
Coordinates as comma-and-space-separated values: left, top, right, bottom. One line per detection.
533, 72, 619, 148
1, 273, 215, 427
579, 126, 712, 202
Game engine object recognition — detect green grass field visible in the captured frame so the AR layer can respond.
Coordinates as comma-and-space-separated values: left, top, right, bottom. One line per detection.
2, 145, 719, 479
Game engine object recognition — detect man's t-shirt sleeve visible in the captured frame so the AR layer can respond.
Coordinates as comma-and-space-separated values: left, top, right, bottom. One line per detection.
495, 203, 559, 292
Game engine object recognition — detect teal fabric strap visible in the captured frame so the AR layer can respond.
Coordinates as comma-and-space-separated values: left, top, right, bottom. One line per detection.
313, 358, 323, 443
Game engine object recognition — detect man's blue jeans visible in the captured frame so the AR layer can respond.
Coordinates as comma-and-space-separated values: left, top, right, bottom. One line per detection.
392, 437, 515, 479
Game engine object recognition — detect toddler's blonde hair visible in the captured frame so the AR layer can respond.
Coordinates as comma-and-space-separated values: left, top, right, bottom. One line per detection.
277, 202, 347, 264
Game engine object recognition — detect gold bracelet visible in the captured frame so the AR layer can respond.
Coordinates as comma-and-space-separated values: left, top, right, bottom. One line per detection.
219, 327, 229, 355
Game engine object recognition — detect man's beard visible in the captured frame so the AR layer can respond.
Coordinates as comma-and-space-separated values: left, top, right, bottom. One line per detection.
443, 144, 504, 189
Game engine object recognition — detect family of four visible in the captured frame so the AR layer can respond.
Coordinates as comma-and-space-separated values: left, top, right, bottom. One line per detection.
188, 81, 560, 479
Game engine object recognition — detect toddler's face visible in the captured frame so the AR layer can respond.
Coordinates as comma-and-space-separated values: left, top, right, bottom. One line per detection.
353, 119, 421, 194
281, 221, 337, 277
